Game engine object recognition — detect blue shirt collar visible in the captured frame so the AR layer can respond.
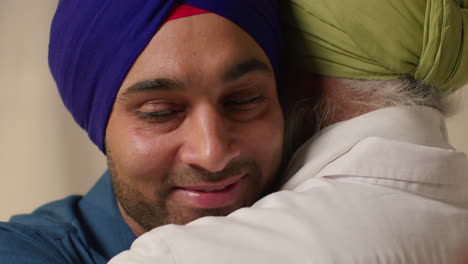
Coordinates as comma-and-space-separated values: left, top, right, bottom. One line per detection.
78, 171, 136, 260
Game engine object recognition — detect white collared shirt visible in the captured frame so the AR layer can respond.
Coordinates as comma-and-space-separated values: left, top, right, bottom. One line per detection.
110, 106, 468, 264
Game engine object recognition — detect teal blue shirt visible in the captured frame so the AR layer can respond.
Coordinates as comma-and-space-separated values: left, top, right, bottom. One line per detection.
0, 171, 135, 263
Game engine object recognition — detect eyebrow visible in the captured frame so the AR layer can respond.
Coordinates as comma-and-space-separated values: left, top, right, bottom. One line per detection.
121, 58, 272, 98
222, 58, 273, 83
122, 78, 184, 97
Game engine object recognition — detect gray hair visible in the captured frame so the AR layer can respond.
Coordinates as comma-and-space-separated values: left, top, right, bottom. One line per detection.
338, 78, 451, 115
283, 77, 454, 158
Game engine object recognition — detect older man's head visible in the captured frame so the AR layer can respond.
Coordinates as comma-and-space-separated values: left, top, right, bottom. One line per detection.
283, 0, 468, 139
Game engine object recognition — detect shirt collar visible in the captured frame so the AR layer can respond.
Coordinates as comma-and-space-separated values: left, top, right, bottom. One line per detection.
78, 171, 136, 260
283, 106, 468, 201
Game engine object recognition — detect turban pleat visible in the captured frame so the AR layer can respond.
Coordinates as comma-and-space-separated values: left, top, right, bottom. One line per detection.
284, 0, 468, 92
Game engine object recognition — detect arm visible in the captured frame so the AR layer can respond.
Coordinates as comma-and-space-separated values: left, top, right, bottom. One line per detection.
0, 223, 70, 264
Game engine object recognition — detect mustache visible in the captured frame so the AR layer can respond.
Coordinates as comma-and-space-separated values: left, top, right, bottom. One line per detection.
167, 158, 261, 186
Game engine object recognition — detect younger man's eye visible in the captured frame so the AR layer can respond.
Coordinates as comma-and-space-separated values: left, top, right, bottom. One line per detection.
137, 103, 184, 122
225, 96, 266, 110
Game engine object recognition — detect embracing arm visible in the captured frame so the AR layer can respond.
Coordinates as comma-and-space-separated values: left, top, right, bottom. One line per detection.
0, 223, 72, 264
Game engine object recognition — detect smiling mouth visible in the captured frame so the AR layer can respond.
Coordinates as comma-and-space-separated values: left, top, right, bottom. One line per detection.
172, 174, 247, 209
176, 174, 245, 192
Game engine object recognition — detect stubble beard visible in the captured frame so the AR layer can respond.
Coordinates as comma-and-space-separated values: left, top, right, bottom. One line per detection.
107, 153, 273, 233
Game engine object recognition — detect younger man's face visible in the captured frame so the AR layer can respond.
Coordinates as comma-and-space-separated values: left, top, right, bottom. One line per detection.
105, 13, 284, 234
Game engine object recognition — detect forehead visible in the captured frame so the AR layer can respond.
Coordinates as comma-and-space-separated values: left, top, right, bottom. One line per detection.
118, 13, 274, 95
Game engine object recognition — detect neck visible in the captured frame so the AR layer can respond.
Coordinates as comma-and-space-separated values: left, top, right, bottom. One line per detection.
117, 200, 146, 237
317, 77, 381, 127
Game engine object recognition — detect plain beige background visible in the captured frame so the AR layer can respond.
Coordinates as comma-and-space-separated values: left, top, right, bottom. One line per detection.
0, 0, 106, 221
1, 0, 467, 221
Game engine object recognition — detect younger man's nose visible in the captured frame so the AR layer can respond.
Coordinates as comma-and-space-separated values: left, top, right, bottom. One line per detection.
179, 105, 240, 173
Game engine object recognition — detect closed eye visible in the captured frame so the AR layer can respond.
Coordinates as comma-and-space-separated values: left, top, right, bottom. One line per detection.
225, 96, 266, 107
138, 109, 185, 123
137, 102, 185, 123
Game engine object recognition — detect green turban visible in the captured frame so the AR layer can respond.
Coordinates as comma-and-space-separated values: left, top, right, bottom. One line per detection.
283, 0, 468, 92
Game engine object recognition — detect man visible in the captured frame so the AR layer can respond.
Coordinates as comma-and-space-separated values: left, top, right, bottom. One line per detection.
110, 0, 468, 263
0, 0, 284, 263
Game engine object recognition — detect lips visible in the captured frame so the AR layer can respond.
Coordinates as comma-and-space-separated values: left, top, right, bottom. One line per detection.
172, 174, 246, 209
178, 174, 244, 192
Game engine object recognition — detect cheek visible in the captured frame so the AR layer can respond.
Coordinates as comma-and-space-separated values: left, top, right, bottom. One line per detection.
109, 126, 178, 178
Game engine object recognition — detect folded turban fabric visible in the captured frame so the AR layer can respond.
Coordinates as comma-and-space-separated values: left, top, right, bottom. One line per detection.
49, 0, 282, 153
283, 0, 468, 93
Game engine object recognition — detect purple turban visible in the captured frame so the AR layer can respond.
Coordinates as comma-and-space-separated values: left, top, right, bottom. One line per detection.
49, 0, 282, 153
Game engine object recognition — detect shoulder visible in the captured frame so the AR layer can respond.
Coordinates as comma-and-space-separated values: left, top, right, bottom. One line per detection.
115, 179, 468, 263
0, 195, 93, 263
